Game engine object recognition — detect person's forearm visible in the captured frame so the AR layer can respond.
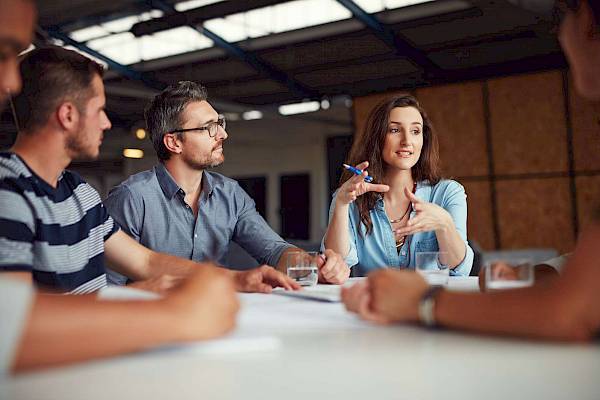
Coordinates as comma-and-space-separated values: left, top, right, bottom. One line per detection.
434, 218, 466, 268
323, 203, 351, 258
434, 224, 600, 341
144, 251, 201, 280
13, 294, 182, 372
434, 284, 589, 341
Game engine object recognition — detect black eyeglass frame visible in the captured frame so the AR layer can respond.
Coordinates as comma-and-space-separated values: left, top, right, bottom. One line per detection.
169, 116, 226, 138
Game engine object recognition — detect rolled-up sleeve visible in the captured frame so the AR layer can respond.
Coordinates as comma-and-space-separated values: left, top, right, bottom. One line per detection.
104, 185, 142, 285
232, 185, 294, 267
320, 191, 359, 267
105, 185, 142, 242
443, 181, 474, 276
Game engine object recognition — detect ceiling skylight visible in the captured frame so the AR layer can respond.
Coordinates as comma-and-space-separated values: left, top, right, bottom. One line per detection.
65, 0, 435, 66
86, 27, 213, 65
353, 0, 435, 13
175, 0, 225, 12
202, 0, 435, 43
70, 10, 164, 43
203, 0, 352, 43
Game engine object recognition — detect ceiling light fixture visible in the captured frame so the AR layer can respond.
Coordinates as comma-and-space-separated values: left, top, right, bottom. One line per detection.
135, 128, 147, 140
123, 148, 144, 159
242, 110, 263, 120
278, 100, 320, 116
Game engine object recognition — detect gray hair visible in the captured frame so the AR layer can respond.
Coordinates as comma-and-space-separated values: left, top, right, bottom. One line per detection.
145, 81, 208, 161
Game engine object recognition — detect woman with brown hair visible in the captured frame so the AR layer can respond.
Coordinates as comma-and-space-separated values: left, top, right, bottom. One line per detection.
323, 94, 473, 277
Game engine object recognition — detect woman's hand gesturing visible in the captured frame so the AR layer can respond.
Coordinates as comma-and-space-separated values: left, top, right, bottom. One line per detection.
336, 161, 389, 206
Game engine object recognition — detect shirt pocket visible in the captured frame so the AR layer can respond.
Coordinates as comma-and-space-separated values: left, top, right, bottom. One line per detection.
415, 237, 439, 253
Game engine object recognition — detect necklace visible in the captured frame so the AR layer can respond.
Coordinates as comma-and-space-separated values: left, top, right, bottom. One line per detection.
388, 182, 417, 249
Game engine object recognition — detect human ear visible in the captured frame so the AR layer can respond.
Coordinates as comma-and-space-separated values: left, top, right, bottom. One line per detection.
163, 133, 183, 154
56, 102, 79, 131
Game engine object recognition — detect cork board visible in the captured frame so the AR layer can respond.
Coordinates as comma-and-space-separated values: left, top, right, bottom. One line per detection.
496, 178, 574, 253
569, 82, 600, 171
488, 71, 568, 175
416, 81, 488, 178
462, 180, 495, 250
576, 175, 600, 230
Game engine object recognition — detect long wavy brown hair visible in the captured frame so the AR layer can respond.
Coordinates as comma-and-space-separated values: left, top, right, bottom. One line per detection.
341, 94, 441, 235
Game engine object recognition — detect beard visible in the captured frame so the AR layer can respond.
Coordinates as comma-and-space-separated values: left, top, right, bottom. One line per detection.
66, 131, 99, 161
182, 143, 225, 170
65, 114, 101, 161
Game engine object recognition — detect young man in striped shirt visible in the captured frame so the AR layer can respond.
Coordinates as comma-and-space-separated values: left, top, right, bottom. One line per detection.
0, 0, 239, 375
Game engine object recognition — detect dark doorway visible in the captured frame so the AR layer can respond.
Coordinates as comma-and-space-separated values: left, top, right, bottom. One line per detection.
326, 134, 354, 197
280, 174, 310, 240
234, 176, 267, 221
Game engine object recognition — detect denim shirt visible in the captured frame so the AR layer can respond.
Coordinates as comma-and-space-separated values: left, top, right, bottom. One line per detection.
323, 179, 473, 277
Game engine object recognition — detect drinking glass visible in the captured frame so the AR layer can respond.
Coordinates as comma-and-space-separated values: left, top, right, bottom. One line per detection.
416, 251, 449, 286
285, 251, 319, 286
484, 257, 534, 291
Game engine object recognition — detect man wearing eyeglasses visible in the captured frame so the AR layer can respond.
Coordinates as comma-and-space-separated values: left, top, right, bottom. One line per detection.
105, 81, 350, 287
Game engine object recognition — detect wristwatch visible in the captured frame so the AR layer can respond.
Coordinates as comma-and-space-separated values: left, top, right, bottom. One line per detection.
418, 286, 443, 327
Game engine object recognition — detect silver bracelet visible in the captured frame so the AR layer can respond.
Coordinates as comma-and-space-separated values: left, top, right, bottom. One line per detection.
418, 286, 443, 327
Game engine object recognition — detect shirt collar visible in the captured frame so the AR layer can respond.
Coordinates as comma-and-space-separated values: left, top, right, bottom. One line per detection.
154, 163, 215, 200
376, 181, 427, 207
154, 163, 182, 200
201, 171, 215, 199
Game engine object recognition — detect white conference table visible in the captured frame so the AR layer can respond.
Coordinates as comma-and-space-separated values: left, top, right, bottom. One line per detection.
4, 277, 600, 400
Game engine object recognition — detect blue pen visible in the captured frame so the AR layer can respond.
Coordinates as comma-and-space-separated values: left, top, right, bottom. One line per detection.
343, 164, 373, 183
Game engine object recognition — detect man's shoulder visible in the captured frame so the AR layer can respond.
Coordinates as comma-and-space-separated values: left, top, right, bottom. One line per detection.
205, 171, 243, 193
205, 171, 238, 185
0, 152, 31, 183
113, 168, 159, 195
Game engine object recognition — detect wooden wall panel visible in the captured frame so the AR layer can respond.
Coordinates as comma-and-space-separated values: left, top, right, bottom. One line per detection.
488, 71, 568, 175
496, 178, 574, 253
570, 87, 600, 171
462, 180, 495, 250
416, 81, 488, 178
576, 176, 600, 230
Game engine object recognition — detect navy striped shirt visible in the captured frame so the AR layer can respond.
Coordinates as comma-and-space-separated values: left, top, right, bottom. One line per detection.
0, 152, 118, 294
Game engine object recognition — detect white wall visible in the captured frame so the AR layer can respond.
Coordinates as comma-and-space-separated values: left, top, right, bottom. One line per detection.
216, 112, 351, 242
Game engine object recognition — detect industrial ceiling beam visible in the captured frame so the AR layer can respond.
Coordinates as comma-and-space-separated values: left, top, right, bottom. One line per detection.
133, 0, 284, 37
335, 0, 441, 77
143, 0, 319, 99
44, 27, 165, 90
42, 26, 276, 115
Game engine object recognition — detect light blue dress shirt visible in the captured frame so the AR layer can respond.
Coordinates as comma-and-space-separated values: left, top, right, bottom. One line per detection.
105, 164, 295, 285
323, 179, 473, 277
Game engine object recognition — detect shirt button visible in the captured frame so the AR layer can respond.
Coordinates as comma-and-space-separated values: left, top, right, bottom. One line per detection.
194, 234, 198, 238
401, 251, 406, 256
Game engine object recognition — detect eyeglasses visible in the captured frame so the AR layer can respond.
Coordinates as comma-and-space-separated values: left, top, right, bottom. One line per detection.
170, 116, 226, 138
